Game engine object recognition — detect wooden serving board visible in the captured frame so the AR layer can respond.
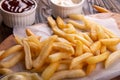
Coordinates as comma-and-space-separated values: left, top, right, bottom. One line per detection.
0, 13, 120, 80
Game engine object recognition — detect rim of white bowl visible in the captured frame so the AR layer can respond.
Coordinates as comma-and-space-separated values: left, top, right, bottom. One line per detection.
0, 0, 37, 15
50, 0, 85, 8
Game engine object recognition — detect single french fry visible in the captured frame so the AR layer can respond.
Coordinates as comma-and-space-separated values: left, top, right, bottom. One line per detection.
70, 52, 93, 69
67, 20, 85, 30
93, 5, 110, 13
0, 51, 24, 68
90, 41, 101, 54
86, 64, 96, 75
41, 62, 59, 80
105, 50, 120, 68
86, 51, 110, 64
90, 25, 98, 41
101, 45, 107, 53
33, 35, 57, 70
75, 35, 92, 47
72, 63, 85, 69
63, 23, 76, 34
53, 42, 74, 55
97, 25, 106, 40
107, 45, 117, 52
68, 14, 84, 20
47, 16, 57, 28
23, 40, 33, 70
57, 64, 69, 71
75, 40, 83, 56
50, 69, 86, 80
48, 52, 71, 63
0, 50, 5, 56
0, 45, 22, 60
56, 16, 66, 29
14, 36, 23, 45
60, 59, 72, 64
82, 33, 93, 43
0, 68, 13, 75
100, 38, 120, 46
83, 45, 91, 53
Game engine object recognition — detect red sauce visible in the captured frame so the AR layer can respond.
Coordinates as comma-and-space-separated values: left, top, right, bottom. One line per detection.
2, 0, 35, 13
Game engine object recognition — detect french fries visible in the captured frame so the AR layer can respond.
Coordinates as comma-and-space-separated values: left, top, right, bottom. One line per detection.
0, 14, 120, 79
70, 52, 93, 69
0, 68, 13, 75
0, 45, 22, 60
93, 5, 110, 13
41, 62, 59, 80
33, 35, 57, 70
50, 69, 86, 80
0, 51, 24, 68
105, 50, 120, 68
86, 51, 110, 64
23, 40, 33, 70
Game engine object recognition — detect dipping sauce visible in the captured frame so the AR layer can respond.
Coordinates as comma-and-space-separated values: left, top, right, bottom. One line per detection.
1, 0, 35, 13
52, 0, 81, 7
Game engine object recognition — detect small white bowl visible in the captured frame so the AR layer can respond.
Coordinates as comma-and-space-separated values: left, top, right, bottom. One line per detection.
0, 0, 37, 28
51, 0, 85, 18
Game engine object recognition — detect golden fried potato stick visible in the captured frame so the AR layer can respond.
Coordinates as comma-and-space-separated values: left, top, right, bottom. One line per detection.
0, 45, 22, 60
100, 38, 120, 46
90, 41, 101, 54
68, 14, 84, 20
107, 45, 117, 52
82, 33, 93, 43
105, 50, 120, 68
97, 25, 106, 40
70, 52, 93, 69
50, 69, 86, 80
25, 29, 41, 40
53, 42, 74, 55
0, 50, 5, 56
75, 35, 92, 47
33, 35, 57, 71
93, 5, 110, 13
26, 28, 35, 36
28, 41, 40, 58
23, 40, 33, 70
0, 51, 24, 68
101, 45, 107, 53
14, 36, 23, 45
48, 17, 76, 43
57, 64, 69, 71
63, 23, 76, 34
90, 24, 98, 41
83, 45, 91, 53
86, 51, 110, 64
48, 52, 71, 63
86, 64, 96, 75
41, 62, 59, 80
56, 16, 66, 29
75, 40, 83, 56
67, 20, 85, 30
0, 68, 13, 75
56, 37, 74, 46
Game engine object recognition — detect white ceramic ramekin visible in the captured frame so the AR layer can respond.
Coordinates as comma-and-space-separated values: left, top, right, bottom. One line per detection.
50, 0, 85, 18
0, 0, 37, 28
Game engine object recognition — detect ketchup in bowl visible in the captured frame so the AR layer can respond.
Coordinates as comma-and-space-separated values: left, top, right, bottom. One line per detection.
1, 0, 35, 13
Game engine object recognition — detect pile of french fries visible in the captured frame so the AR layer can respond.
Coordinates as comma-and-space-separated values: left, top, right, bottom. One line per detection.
0, 14, 120, 80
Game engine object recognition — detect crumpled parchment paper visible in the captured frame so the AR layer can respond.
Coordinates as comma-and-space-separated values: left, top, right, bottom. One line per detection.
13, 17, 120, 80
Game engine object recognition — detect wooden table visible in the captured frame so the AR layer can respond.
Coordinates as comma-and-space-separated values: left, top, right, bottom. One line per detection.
0, 0, 120, 79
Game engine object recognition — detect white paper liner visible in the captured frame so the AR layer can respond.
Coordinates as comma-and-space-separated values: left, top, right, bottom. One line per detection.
13, 17, 120, 80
